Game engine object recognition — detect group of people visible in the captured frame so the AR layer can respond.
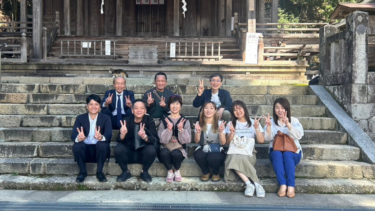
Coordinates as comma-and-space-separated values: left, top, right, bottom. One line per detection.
71, 72, 304, 198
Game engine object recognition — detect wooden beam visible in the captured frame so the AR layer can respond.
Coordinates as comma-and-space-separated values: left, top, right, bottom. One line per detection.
116, 0, 123, 36
247, 0, 256, 33
20, 0, 27, 33
218, 0, 225, 36
271, 0, 279, 23
33, 0, 43, 59
258, 0, 265, 23
76, 0, 84, 35
226, 0, 232, 36
84, 0, 89, 35
174, 0, 180, 36
64, 0, 70, 35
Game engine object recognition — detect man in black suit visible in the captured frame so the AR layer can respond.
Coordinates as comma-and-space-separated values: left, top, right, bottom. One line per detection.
71, 94, 112, 183
101, 76, 135, 129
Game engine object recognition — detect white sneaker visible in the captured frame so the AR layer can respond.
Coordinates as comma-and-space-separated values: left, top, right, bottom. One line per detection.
174, 170, 182, 182
254, 182, 266, 198
166, 171, 174, 183
244, 184, 255, 197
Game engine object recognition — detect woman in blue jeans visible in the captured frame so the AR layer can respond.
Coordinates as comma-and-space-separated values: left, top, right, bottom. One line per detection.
263, 98, 304, 198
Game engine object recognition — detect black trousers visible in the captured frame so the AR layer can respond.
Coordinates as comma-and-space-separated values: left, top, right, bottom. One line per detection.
194, 148, 226, 175
72, 141, 109, 174
158, 148, 185, 171
101, 108, 121, 130
114, 143, 156, 173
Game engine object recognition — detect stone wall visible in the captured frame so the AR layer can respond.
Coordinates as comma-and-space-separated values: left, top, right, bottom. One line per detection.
320, 11, 375, 141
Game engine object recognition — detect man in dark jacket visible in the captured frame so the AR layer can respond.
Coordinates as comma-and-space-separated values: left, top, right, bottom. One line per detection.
193, 73, 232, 122
101, 76, 135, 130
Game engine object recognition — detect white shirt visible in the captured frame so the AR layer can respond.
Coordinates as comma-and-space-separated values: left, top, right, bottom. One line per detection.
211, 93, 221, 108
224, 119, 264, 139
102, 91, 126, 116
75, 114, 106, 144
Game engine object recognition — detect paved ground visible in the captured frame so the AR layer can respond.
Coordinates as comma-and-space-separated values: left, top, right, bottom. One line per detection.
0, 190, 374, 210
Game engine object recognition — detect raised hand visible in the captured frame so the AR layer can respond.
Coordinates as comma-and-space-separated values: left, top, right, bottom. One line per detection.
281, 111, 289, 124
159, 96, 166, 108
138, 123, 147, 140
263, 113, 271, 127
120, 120, 128, 135
94, 126, 103, 141
177, 118, 186, 131
125, 95, 132, 108
197, 79, 204, 96
147, 92, 154, 106
193, 121, 201, 133
105, 93, 113, 106
228, 122, 236, 134
254, 116, 260, 129
219, 121, 227, 133
76, 126, 86, 142
165, 118, 174, 131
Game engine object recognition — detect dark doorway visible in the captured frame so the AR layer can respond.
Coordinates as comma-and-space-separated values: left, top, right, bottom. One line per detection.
136, 3, 166, 36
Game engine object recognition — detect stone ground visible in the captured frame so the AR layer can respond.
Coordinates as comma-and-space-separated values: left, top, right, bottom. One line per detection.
0, 190, 374, 210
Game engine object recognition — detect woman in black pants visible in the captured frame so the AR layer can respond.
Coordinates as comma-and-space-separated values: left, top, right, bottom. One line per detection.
158, 95, 191, 183
193, 101, 227, 182
115, 99, 158, 183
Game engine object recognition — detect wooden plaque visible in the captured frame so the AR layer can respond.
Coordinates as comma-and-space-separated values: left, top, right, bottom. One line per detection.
129, 46, 158, 64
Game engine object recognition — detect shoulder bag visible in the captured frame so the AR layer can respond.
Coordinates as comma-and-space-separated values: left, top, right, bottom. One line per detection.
227, 135, 255, 156
273, 131, 298, 153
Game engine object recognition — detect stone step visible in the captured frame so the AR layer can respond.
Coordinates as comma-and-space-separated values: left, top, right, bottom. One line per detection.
0, 158, 372, 179
0, 104, 327, 116
0, 115, 337, 131
1, 175, 374, 194
1, 84, 312, 95
0, 93, 320, 105
0, 128, 347, 145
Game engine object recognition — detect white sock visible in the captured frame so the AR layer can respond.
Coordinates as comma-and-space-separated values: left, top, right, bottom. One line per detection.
245, 181, 251, 186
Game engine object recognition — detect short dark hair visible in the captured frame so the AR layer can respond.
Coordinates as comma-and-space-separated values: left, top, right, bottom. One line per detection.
86, 94, 101, 104
230, 100, 251, 128
273, 98, 291, 126
209, 73, 223, 82
154, 72, 167, 81
168, 95, 183, 108
132, 99, 146, 109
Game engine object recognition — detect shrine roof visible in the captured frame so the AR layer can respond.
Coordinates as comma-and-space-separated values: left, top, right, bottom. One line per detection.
330, 3, 375, 19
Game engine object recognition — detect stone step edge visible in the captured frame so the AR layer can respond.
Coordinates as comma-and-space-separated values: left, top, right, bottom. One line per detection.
1, 175, 374, 194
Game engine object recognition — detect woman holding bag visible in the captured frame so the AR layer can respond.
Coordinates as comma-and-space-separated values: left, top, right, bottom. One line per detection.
193, 101, 227, 182
158, 95, 191, 183
264, 98, 304, 198
224, 100, 266, 197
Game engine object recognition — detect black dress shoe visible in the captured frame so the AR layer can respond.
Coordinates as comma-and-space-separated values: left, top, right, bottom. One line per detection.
76, 173, 87, 183
140, 171, 152, 183
96, 172, 107, 182
117, 171, 132, 182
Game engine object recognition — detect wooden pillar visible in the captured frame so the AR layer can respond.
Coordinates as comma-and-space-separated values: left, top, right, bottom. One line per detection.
271, 0, 279, 23
20, 0, 27, 33
76, 0, 84, 35
33, 0, 43, 59
247, 0, 256, 33
21, 33, 27, 63
174, 0, 180, 36
84, 0, 89, 35
64, 0, 70, 35
116, 0, 123, 36
258, 0, 265, 23
225, 0, 232, 36
218, 0, 225, 36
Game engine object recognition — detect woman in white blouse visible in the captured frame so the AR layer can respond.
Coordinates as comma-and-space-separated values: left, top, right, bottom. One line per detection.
225, 100, 266, 197
264, 98, 304, 198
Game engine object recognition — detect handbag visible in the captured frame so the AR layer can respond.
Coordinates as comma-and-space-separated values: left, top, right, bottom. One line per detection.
203, 143, 221, 153
164, 136, 183, 151
273, 131, 298, 153
227, 135, 255, 156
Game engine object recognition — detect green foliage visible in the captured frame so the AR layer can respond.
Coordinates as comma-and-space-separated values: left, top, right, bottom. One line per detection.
1, 0, 19, 21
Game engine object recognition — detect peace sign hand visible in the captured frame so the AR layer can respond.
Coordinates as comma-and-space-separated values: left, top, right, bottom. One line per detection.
177, 118, 186, 131
197, 79, 204, 96
76, 126, 86, 142
253, 116, 260, 129
159, 96, 166, 108
147, 93, 154, 106
228, 122, 236, 134
125, 95, 132, 108
94, 126, 103, 141
281, 111, 289, 124
165, 118, 173, 131
105, 93, 113, 106
120, 120, 128, 135
263, 113, 271, 127
193, 121, 201, 133
219, 121, 227, 133
138, 123, 147, 140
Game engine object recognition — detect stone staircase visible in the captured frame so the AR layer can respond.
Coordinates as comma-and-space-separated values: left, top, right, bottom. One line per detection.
0, 76, 374, 193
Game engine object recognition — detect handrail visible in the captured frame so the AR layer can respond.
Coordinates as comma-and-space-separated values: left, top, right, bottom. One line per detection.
59, 40, 118, 59
164, 41, 223, 61
0, 33, 27, 63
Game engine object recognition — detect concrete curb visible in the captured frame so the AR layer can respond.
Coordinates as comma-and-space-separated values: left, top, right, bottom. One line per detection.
310, 85, 375, 163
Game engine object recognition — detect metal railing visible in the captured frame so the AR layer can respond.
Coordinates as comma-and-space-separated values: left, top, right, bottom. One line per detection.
60, 40, 118, 59
164, 41, 223, 61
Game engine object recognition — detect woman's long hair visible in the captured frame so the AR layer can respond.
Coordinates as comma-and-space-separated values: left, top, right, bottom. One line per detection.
230, 100, 251, 128
273, 98, 291, 126
199, 101, 219, 133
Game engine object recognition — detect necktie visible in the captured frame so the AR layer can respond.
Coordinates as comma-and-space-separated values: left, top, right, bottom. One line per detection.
117, 95, 122, 128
